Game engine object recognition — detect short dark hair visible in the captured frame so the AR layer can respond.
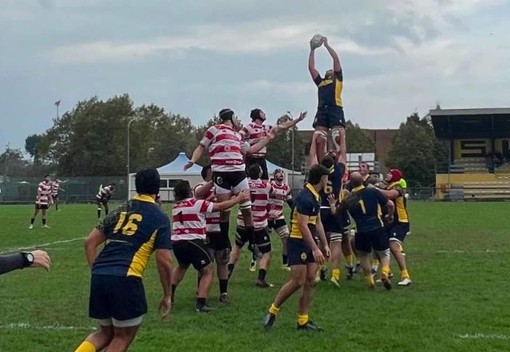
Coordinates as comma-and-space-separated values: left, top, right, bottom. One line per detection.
135, 169, 159, 195
359, 161, 370, 170
320, 155, 335, 170
250, 108, 262, 120
248, 164, 261, 179
307, 165, 330, 185
173, 180, 192, 202
201, 165, 211, 180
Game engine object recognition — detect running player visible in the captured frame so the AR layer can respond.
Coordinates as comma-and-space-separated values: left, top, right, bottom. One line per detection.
308, 36, 345, 163
29, 175, 53, 229
241, 109, 307, 179
263, 165, 330, 331
96, 183, 116, 219
194, 165, 231, 303
185, 108, 275, 262
73, 168, 172, 352
171, 181, 250, 312
380, 169, 412, 286
228, 164, 274, 288
341, 172, 394, 290
267, 168, 293, 270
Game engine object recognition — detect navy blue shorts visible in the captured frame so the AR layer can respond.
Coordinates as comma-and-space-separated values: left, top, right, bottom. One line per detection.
355, 228, 389, 253
387, 222, 410, 244
320, 208, 343, 234
245, 157, 269, 180
287, 237, 316, 266
313, 106, 345, 129
89, 275, 147, 321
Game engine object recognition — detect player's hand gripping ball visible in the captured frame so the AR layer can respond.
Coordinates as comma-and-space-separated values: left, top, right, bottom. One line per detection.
310, 34, 324, 49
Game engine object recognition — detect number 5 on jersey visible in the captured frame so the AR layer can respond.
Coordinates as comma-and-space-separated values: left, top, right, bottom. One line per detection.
113, 212, 143, 236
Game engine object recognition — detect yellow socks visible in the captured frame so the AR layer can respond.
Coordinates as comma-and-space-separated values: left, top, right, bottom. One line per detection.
269, 303, 280, 315
345, 254, 353, 267
331, 268, 341, 281
365, 274, 375, 287
371, 258, 379, 266
381, 265, 390, 278
75, 341, 96, 352
401, 269, 410, 279
298, 314, 309, 326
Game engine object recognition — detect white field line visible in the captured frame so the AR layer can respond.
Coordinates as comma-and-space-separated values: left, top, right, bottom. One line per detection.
458, 333, 510, 340
0, 237, 84, 254
435, 249, 502, 254
0, 322, 95, 331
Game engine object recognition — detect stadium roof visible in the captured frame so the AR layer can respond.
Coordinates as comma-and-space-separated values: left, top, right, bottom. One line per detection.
429, 108, 510, 139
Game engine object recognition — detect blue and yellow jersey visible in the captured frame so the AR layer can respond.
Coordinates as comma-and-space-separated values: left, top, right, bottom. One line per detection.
92, 194, 171, 278
319, 162, 346, 206
290, 183, 321, 239
387, 182, 409, 223
313, 70, 343, 108
347, 186, 388, 233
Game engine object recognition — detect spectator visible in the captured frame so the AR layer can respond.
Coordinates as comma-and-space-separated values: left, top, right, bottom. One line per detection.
0, 250, 52, 276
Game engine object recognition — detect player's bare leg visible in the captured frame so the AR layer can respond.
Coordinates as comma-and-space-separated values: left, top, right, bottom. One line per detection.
105, 325, 140, 352
74, 325, 113, 352
296, 263, 322, 330
390, 241, 411, 286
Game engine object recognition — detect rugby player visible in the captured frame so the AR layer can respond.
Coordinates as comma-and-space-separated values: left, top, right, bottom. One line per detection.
228, 164, 274, 288
185, 108, 275, 262
194, 165, 232, 303
263, 165, 330, 331
74, 169, 172, 352
308, 36, 345, 163
340, 172, 394, 290
241, 109, 307, 180
29, 175, 53, 229
171, 181, 250, 311
51, 179, 64, 211
96, 183, 116, 219
380, 169, 412, 286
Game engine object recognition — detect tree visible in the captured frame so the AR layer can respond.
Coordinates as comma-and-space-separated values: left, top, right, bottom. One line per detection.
0, 148, 28, 179
345, 121, 375, 153
386, 113, 448, 187
25, 134, 43, 164
266, 114, 307, 171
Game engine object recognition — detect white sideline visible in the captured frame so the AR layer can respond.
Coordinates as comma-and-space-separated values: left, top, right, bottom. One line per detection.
0, 237, 84, 254
0, 322, 95, 331
458, 333, 510, 340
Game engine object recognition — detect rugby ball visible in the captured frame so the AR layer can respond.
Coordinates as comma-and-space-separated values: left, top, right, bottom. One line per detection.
310, 34, 324, 49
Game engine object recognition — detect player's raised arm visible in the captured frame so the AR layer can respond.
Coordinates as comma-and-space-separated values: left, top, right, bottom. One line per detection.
323, 37, 342, 73
277, 111, 308, 132
308, 48, 321, 82
246, 129, 276, 156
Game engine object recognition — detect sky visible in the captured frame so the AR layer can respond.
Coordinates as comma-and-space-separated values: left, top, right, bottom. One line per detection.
1, 0, 510, 151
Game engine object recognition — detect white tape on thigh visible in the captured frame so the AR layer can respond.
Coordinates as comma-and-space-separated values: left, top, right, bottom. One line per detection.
331, 127, 343, 151
276, 226, 289, 239
376, 249, 390, 258
313, 130, 328, 142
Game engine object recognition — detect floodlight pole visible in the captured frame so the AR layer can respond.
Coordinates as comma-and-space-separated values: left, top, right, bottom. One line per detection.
127, 117, 136, 200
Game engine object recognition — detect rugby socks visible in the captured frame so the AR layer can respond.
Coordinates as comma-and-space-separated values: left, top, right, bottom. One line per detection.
171, 285, 177, 298
400, 269, 410, 280
227, 263, 235, 279
42, 218, 47, 226
381, 265, 391, 278
105, 205, 109, 215
258, 269, 267, 281
282, 254, 288, 266
97, 208, 101, 219
75, 341, 96, 352
219, 279, 228, 294
30, 218, 35, 225
269, 303, 280, 315
331, 268, 341, 281
298, 314, 309, 326
196, 297, 206, 309
365, 274, 375, 287
345, 254, 354, 267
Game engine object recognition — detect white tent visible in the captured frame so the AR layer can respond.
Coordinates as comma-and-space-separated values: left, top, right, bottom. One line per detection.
129, 152, 203, 201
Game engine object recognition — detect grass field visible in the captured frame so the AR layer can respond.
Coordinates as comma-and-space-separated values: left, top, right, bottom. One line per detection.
1, 202, 510, 352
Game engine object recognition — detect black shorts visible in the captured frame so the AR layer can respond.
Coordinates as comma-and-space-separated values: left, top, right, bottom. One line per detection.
173, 239, 212, 270
320, 208, 343, 235
355, 228, 389, 253
212, 171, 248, 193
52, 194, 59, 200
245, 157, 269, 180
35, 204, 49, 210
268, 219, 287, 230
89, 275, 147, 321
96, 198, 108, 206
287, 237, 316, 266
235, 227, 272, 253
206, 231, 232, 251
312, 106, 345, 129
387, 222, 410, 244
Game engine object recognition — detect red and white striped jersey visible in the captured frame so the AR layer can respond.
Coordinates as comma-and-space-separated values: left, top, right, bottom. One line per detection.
200, 124, 250, 172
172, 198, 214, 241
96, 185, 114, 200
51, 182, 60, 196
268, 181, 292, 220
240, 122, 272, 158
237, 179, 272, 229
194, 182, 221, 234
36, 181, 52, 205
